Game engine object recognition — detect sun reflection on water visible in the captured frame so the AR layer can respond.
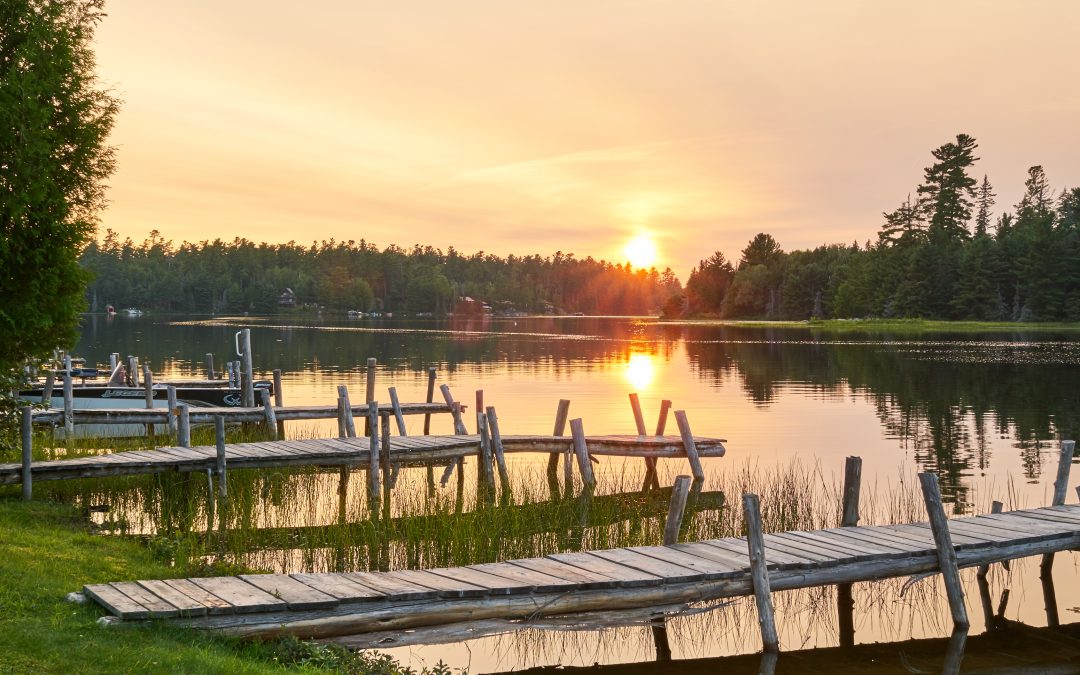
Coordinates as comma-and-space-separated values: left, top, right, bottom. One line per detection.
624, 352, 655, 390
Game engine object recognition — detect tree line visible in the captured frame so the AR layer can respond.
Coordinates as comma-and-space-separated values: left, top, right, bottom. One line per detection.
80, 233, 682, 315
681, 134, 1080, 321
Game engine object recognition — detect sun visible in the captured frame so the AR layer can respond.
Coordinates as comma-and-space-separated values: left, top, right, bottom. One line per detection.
623, 235, 658, 269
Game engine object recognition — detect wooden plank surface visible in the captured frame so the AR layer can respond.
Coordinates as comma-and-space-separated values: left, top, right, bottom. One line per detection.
239, 574, 339, 610
110, 582, 180, 618
189, 577, 287, 613
587, 548, 703, 583
546, 552, 664, 587
84, 583, 150, 619
508, 557, 621, 589
387, 570, 489, 598
289, 573, 386, 602
161, 578, 234, 615
137, 579, 209, 616
342, 572, 437, 601
626, 545, 741, 579
468, 562, 573, 593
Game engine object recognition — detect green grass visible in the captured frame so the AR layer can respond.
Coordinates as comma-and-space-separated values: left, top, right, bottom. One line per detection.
0, 498, 454, 674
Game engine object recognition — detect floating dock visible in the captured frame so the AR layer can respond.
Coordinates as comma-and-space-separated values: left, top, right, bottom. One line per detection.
83, 503, 1080, 639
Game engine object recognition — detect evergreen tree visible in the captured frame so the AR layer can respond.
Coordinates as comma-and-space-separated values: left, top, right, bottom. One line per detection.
878, 195, 925, 246
917, 134, 979, 243
974, 175, 995, 237
739, 233, 784, 268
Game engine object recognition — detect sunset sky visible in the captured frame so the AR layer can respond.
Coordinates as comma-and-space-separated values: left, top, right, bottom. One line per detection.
93, 1, 1080, 278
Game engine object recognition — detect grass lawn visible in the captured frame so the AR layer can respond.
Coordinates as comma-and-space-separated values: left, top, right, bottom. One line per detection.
0, 498, 441, 674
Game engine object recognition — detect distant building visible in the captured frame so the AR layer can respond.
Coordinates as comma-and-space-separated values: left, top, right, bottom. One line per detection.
278, 288, 296, 307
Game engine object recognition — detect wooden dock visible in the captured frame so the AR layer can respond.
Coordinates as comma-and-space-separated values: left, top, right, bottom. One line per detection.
29, 401, 454, 426
83, 503, 1080, 638
0, 433, 725, 484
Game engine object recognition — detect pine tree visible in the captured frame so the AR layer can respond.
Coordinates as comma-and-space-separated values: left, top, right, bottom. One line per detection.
974, 175, 995, 237
878, 195, 926, 246
917, 134, 979, 243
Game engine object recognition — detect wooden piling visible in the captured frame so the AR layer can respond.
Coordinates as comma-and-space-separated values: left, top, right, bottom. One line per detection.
838, 455, 862, 648
272, 369, 284, 437
477, 412, 495, 491
214, 416, 227, 499
570, 418, 596, 487
337, 396, 348, 438
240, 328, 255, 408
40, 372, 55, 405
547, 399, 571, 476
655, 400, 672, 436
674, 410, 705, 481
337, 385, 356, 438
225, 362, 235, 388
743, 492, 779, 652
663, 475, 692, 545
62, 367, 74, 437
629, 393, 648, 436
367, 402, 381, 498
109, 353, 119, 374
166, 385, 178, 435
977, 501, 1004, 578
918, 472, 968, 630
380, 413, 392, 494
423, 367, 437, 435
439, 384, 468, 434
389, 387, 407, 435
128, 356, 139, 387
364, 358, 377, 435
205, 353, 216, 379
260, 389, 278, 440
486, 406, 511, 491
143, 365, 155, 436
177, 403, 191, 448
1042, 440, 1075, 573
475, 390, 484, 433
21, 406, 32, 500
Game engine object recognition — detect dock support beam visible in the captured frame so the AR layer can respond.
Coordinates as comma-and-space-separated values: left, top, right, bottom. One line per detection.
62, 362, 74, 438
423, 367, 437, 435
214, 416, 227, 499
205, 353, 216, 380
166, 386, 178, 436
337, 386, 356, 438
240, 329, 254, 408
837, 456, 861, 647
367, 401, 381, 500
177, 403, 191, 448
570, 418, 596, 488
363, 358, 376, 435
486, 406, 511, 492
260, 389, 278, 440
743, 492, 779, 653
674, 410, 705, 481
272, 369, 284, 438
918, 472, 968, 630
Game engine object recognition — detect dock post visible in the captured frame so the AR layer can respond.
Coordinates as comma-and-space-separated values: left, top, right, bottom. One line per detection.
569, 418, 596, 488
21, 406, 32, 500
477, 412, 495, 493
629, 393, 658, 487
128, 356, 139, 387
214, 416, 227, 499
655, 400, 672, 436
109, 353, 119, 375
546, 399, 571, 479
837, 456, 862, 647
423, 367, 437, 435
663, 475, 692, 545
389, 387, 407, 435
337, 396, 348, 438
440, 384, 468, 434
225, 362, 234, 388
977, 501, 1004, 579
380, 412, 392, 492
260, 389, 278, 440
918, 472, 969, 630
272, 369, 284, 437
1042, 440, 1075, 574
40, 372, 55, 405
166, 385, 178, 436
240, 328, 254, 408
143, 365, 155, 437
743, 492, 779, 653
486, 406, 511, 492
364, 358, 377, 435
205, 353, 216, 379
674, 410, 706, 482
475, 390, 484, 433
367, 401, 381, 499
62, 365, 74, 438
233, 360, 242, 388
338, 385, 357, 438
177, 403, 191, 448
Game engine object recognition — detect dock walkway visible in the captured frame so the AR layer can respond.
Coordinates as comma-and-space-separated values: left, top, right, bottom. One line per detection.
83, 504, 1080, 639
0, 434, 725, 484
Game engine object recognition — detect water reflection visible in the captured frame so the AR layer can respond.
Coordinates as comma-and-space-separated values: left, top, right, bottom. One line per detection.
624, 353, 655, 391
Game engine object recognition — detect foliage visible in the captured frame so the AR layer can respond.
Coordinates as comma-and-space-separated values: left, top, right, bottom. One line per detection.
0, 0, 118, 374
685, 134, 1080, 321
81, 236, 682, 315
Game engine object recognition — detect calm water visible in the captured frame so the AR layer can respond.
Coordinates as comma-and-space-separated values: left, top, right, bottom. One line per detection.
72, 313, 1080, 671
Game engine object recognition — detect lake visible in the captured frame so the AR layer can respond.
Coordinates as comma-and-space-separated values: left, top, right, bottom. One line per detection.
69, 313, 1080, 672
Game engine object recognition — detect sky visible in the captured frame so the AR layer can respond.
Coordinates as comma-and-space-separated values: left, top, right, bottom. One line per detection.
92, 0, 1080, 279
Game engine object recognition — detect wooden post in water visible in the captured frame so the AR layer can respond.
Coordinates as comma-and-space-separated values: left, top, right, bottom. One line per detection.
423, 367, 437, 435
260, 389, 278, 440
166, 385, 178, 436
674, 410, 706, 481
918, 472, 968, 630
629, 393, 658, 486
976, 500, 1004, 582
663, 475, 692, 545
21, 406, 32, 500
205, 353, 216, 380
272, 369, 284, 437
569, 418, 595, 488
476, 412, 495, 492
62, 365, 74, 438
389, 387, 407, 436
367, 401, 381, 499
547, 399, 571, 478
177, 403, 191, 448
143, 365, 155, 437
486, 406, 511, 491
380, 412, 392, 492
363, 358, 377, 435
240, 328, 255, 408
128, 356, 139, 387
837, 455, 862, 647
109, 353, 119, 375
225, 362, 234, 388
338, 385, 356, 438
1042, 440, 1075, 574
214, 416, 227, 499
40, 372, 55, 405
743, 492, 779, 653
337, 396, 348, 438
440, 384, 468, 434
475, 390, 484, 433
